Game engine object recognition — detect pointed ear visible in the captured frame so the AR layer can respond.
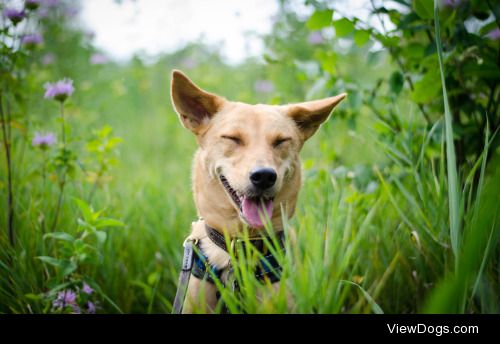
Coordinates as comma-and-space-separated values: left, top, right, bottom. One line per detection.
170, 70, 225, 134
283, 93, 347, 141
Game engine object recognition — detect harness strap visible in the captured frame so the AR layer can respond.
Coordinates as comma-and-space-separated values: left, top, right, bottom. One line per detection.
191, 247, 224, 283
202, 226, 285, 284
172, 241, 195, 314
172, 227, 286, 313
205, 224, 286, 253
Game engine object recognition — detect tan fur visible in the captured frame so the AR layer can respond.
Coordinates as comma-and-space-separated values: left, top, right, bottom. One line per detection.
171, 70, 346, 313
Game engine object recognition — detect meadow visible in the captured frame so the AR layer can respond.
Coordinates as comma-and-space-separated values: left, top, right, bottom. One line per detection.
0, 0, 499, 314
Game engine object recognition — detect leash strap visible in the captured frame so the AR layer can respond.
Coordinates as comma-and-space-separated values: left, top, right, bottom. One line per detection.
172, 240, 194, 314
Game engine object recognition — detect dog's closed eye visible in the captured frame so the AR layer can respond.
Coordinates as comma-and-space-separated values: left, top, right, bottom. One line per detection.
273, 137, 291, 148
221, 135, 243, 145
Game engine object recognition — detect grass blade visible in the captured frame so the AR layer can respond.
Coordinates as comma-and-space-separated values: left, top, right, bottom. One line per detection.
434, 0, 461, 263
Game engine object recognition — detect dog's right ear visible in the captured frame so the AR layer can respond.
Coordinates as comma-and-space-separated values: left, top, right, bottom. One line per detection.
170, 70, 225, 134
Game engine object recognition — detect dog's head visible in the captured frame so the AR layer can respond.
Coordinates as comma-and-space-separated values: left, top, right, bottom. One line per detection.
171, 70, 345, 230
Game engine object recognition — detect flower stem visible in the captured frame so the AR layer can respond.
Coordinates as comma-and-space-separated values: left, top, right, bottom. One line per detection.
60, 101, 66, 145
50, 172, 66, 232
0, 91, 14, 246
41, 150, 48, 234
50, 101, 67, 232
88, 164, 104, 203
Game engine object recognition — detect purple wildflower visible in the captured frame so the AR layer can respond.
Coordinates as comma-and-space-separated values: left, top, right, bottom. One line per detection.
32, 132, 56, 149
442, 0, 464, 8
71, 304, 81, 314
44, 78, 74, 102
64, 6, 79, 18
308, 31, 325, 45
42, 0, 60, 8
254, 80, 275, 94
42, 53, 55, 65
181, 57, 197, 70
90, 53, 108, 65
62, 290, 76, 304
85, 31, 95, 40
37, 0, 59, 18
87, 301, 96, 314
4, 8, 26, 25
52, 289, 77, 309
25, 0, 41, 11
21, 34, 43, 48
82, 283, 94, 295
37, 7, 49, 18
486, 28, 500, 41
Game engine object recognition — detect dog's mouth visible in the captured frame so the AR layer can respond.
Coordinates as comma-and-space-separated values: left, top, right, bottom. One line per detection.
219, 174, 274, 229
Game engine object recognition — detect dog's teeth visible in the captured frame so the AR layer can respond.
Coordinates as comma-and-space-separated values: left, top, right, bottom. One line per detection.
220, 174, 243, 208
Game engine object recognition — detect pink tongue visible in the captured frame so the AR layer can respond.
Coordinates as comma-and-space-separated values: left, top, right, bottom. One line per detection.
242, 197, 273, 228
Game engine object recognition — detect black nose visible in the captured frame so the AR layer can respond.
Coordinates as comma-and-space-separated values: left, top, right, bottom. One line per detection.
250, 167, 277, 190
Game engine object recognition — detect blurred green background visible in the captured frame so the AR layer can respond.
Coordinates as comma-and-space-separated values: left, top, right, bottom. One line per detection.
0, 0, 499, 313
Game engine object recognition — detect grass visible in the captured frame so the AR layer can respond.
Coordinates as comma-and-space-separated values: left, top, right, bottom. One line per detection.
434, 0, 461, 264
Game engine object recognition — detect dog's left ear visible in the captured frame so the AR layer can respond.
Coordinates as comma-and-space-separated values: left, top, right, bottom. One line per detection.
171, 70, 225, 134
283, 93, 347, 141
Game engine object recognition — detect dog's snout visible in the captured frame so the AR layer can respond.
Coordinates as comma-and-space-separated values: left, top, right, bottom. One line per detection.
250, 167, 277, 190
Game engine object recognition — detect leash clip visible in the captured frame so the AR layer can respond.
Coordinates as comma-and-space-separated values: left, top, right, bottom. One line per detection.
183, 238, 199, 247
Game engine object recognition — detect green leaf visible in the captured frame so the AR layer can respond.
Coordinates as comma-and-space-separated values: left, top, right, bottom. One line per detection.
404, 42, 425, 59
147, 272, 160, 286
306, 9, 333, 30
97, 125, 113, 138
413, 0, 434, 19
411, 70, 441, 103
25, 293, 41, 301
95, 218, 125, 228
479, 21, 498, 36
73, 238, 85, 251
333, 18, 355, 37
462, 62, 500, 80
86, 140, 100, 152
95, 230, 107, 244
353, 30, 370, 46
388, 9, 402, 26
347, 89, 362, 110
91, 209, 104, 222
342, 280, 384, 314
74, 198, 93, 222
61, 260, 77, 276
78, 253, 89, 263
37, 256, 64, 267
106, 137, 123, 150
77, 218, 94, 231
315, 50, 337, 75
375, 33, 399, 47
389, 71, 404, 95
37, 257, 77, 276
262, 53, 278, 64
43, 232, 75, 243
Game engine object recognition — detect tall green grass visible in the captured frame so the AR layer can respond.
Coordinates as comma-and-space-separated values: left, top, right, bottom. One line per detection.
434, 0, 461, 264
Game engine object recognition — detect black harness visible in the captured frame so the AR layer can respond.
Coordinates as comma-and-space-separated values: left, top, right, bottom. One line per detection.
172, 224, 285, 314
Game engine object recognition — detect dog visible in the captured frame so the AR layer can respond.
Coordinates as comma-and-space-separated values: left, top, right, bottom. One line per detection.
170, 70, 346, 313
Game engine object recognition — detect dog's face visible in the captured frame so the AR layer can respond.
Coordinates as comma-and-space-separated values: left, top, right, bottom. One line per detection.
171, 70, 345, 230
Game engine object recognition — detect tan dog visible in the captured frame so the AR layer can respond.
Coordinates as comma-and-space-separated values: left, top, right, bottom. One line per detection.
170, 70, 346, 313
